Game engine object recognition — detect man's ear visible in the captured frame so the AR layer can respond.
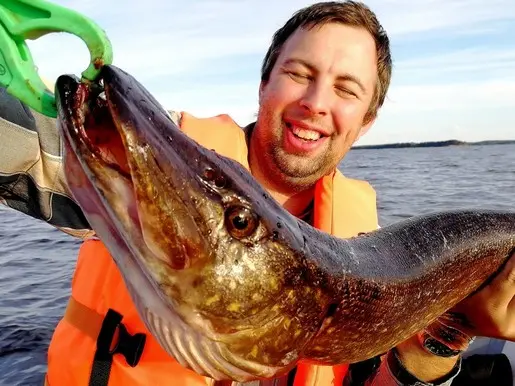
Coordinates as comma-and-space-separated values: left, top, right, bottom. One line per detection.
258, 81, 267, 102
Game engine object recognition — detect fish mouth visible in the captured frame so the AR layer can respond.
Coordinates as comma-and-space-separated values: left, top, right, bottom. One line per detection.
55, 65, 213, 272
53, 65, 304, 381
54, 65, 224, 339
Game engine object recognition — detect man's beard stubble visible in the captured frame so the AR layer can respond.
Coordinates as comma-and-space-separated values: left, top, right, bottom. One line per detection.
264, 130, 337, 193
253, 107, 338, 193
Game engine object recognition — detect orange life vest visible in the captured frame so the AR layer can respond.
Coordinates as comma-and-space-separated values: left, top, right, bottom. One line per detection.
45, 112, 378, 386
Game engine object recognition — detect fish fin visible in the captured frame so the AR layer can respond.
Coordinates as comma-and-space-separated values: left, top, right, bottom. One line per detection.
422, 312, 475, 352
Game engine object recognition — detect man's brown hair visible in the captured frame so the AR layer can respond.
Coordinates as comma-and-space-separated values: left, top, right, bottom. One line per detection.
261, 1, 392, 123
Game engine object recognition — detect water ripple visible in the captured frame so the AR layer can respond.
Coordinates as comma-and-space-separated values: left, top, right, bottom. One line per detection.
0, 144, 514, 384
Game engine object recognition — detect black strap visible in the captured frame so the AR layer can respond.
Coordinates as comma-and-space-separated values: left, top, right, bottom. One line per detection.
386, 347, 461, 386
287, 366, 297, 386
88, 309, 146, 386
342, 356, 382, 386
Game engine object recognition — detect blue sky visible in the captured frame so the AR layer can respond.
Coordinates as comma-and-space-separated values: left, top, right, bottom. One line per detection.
28, 0, 515, 145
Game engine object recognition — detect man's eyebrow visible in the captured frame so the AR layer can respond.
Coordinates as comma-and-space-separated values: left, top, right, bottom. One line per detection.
283, 58, 367, 94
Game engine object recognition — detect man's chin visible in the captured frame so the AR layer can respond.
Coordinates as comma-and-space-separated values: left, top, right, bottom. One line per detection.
271, 152, 328, 191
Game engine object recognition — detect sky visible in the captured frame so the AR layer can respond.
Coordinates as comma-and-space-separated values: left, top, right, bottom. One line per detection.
26, 0, 515, 145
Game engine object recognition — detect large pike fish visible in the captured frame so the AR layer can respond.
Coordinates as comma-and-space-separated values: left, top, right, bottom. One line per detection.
55, 64, 515, 382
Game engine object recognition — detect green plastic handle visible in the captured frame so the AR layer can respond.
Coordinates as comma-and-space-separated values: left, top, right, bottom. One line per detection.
0, 0, 113, 117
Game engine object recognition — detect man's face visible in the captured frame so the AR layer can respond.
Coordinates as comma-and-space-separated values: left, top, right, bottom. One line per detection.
253, 23, 378, 192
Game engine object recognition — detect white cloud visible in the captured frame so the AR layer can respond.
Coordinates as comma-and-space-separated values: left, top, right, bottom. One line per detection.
22, 0, 515, 145
358, 79, 515, 145
155, 81, 259, 124
395, 47, 515, 78
371, 0, 515, 36
31, 0, 515, 80
385, 80, 515, 112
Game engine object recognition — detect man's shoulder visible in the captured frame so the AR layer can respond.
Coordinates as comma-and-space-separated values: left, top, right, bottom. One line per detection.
167, 110, 241, 126
332, 168, 377, 194
169, 110, 247, 139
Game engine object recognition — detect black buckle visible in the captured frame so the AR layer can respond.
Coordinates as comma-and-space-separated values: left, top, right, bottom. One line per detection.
110, 320, 146, 367
97, 308, 146, 367
89, 309, 147, 386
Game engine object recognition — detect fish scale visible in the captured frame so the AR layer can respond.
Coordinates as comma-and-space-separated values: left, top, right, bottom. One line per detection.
54, 64, 515, 382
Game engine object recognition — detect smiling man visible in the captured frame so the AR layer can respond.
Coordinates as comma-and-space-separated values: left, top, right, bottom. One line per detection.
1, 1, 515, 386
249, 19, 380, 215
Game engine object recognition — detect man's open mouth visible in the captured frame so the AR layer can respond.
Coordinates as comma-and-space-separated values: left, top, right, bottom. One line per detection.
285, 121, 326, 142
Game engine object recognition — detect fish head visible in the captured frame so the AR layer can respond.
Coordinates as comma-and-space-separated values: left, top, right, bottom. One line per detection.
55, 65, 324, 380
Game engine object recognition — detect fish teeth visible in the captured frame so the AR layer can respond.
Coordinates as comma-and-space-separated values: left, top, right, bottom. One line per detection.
292, 126, 321, 140
144, 307, 278, 381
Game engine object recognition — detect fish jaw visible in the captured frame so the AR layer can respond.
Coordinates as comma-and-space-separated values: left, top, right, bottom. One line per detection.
53, 65, 325, 380
91, 65, 323, 337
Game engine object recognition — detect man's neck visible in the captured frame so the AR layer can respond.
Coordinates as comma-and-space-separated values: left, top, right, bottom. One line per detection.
268, 186, 315, 218
245, 122, 315, 217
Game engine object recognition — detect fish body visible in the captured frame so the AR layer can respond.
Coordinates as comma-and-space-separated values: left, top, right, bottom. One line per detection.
55, 65, 515, 382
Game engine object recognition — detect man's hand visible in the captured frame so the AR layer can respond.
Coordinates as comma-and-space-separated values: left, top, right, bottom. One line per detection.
450, 250, 515, 340
392, 251, 515, 383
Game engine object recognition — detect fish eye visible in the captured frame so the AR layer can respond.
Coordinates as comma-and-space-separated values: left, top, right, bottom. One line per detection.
225, 206, 259, 239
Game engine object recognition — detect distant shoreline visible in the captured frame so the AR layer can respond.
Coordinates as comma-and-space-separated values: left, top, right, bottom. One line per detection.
352, 139, 515, 150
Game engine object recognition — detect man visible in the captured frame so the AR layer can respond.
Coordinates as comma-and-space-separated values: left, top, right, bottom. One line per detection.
1, 1, 514, 385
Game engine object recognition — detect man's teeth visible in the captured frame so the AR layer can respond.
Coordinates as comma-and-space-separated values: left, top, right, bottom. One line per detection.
292, 126, 321, 141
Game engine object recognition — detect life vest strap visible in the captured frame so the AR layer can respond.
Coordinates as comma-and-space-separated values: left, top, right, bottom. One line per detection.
64, 294, 105, 341
63, 296, 146, 386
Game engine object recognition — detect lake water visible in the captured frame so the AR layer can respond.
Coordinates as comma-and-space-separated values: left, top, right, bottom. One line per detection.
0, 144, 514, 385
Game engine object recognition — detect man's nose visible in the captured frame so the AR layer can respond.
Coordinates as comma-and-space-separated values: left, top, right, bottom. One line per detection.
299, 82, 331, 116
